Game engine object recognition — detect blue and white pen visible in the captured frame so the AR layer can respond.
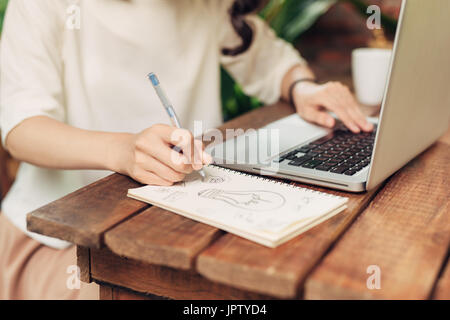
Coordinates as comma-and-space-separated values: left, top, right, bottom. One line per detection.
148, 72, 207, 181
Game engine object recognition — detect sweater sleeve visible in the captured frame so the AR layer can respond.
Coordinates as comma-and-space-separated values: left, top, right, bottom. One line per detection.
0, 0, 66, 148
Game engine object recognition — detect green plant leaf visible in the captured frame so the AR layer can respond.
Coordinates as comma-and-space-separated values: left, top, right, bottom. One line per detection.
262, 0, 335, 43
0, 0, 8, 34
282, 0, 336, 42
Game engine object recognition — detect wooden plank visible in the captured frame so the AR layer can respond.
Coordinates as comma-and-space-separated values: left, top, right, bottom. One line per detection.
110, 287, 157, 300
27, 174, 147, 248
76, 246, 91, 283
103, 102, 296, 270
104, 206, 223, 270
197, 185, 382, 299
433, 257, 450, 300
99, 285, 113, 300
305, 142, 450, 299
99, 284, 167, 300
90, 248, 273, 300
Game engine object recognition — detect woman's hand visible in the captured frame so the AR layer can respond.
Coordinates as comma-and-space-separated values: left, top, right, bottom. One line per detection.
292, 81, 374, 133
112, 124, 212, 186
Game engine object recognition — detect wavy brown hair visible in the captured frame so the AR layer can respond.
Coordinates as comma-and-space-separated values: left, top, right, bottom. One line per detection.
222, 0, 267, 56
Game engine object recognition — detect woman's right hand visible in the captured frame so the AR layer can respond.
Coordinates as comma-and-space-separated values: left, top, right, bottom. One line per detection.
111, 124, 212, 186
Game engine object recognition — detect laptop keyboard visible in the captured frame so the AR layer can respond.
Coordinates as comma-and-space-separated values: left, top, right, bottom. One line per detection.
274, 125, 377, 176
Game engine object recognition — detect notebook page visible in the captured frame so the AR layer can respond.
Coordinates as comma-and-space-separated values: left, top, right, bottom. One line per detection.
128, 166, 348, 238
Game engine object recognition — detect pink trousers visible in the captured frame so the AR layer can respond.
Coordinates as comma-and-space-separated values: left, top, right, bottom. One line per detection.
0, 213, 98, 300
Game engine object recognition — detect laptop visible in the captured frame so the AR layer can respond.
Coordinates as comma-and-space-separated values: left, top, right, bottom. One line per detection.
207, 0, 450, 192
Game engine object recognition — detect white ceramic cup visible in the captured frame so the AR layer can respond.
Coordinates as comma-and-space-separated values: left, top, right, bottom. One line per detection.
352, 48, 392, 106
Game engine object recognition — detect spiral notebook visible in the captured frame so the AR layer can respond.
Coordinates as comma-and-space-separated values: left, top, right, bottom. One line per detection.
127, 166, 348, 248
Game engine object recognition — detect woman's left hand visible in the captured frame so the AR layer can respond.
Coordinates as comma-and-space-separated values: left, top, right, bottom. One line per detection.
292, 81, 374, 133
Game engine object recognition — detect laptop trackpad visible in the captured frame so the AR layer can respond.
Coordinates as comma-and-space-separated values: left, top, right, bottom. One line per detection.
209, 114, 328, 164
262, 114, 329, 156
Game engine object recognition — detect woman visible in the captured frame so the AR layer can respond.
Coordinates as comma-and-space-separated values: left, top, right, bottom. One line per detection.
0, 0, 373, 299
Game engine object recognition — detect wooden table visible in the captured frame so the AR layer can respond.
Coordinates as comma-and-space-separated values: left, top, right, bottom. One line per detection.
27, 101, 450, 300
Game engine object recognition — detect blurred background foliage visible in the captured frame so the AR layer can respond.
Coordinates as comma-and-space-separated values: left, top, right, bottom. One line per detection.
0, 0, 7, 32
0, 0, 398, 121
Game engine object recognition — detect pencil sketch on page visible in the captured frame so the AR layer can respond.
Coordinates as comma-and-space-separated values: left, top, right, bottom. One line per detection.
197, 189, 286, 211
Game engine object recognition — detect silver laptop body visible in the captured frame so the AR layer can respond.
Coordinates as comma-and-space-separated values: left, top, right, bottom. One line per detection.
208, 0, 450, 192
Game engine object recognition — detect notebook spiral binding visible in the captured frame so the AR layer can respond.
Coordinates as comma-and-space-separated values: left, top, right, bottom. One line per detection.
209, 165, 344, 199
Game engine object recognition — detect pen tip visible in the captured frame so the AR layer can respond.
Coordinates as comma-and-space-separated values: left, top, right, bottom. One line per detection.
199, 170, 207, 181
